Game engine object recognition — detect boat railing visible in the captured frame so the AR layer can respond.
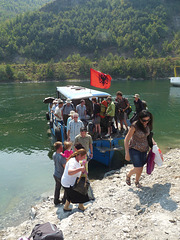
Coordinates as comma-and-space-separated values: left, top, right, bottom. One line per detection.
174, 66, 180, 77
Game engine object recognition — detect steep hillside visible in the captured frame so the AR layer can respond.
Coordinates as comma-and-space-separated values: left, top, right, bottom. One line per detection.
40, 0, 87, 13
0, 0, 52, 22
0, 0, 179, 63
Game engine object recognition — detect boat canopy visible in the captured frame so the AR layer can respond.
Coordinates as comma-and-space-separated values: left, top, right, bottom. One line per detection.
56, 85, 110, 100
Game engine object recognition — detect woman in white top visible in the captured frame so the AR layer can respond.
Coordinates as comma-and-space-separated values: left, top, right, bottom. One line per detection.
61, 148, 89, 211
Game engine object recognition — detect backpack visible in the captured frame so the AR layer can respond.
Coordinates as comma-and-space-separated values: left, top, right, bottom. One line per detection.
100, 100, 108, 118
62, 103, 74, 112
29, 222, 64, 240
122, 98, 132, 116
87, 121, 95, 136
142, 100, 147, 110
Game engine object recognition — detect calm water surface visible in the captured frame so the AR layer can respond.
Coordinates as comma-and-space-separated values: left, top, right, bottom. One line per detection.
0, 79, 180, 229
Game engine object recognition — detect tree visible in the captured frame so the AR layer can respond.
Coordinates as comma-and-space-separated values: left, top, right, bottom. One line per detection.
6, 64, 14, 80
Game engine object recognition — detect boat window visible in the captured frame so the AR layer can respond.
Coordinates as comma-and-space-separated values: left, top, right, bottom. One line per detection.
72, 99, 79, 107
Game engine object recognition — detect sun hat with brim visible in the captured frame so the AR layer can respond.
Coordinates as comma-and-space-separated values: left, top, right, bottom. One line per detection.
69, 110, 75, 116
58, 99, 63, 104
134, 94, 140, 98
106, 96, 112, 101
66, 98, 72, 103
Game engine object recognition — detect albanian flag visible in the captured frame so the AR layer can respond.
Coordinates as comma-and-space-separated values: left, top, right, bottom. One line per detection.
90, 68, 112, 89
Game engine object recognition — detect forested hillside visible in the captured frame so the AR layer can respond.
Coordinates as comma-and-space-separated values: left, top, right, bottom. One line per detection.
0, 0, 180, 64
0, 0, 52, 22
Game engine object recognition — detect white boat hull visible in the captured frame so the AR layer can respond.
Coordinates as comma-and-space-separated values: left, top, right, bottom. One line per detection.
170, 77, 180, 87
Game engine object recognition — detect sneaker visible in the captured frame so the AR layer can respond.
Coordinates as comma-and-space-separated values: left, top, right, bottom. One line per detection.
54, 200, 62, 206
105, 133, 110, 137
97, 134, 102, 139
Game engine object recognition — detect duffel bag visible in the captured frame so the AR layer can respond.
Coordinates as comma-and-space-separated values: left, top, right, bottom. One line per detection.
29, 222, 64, 240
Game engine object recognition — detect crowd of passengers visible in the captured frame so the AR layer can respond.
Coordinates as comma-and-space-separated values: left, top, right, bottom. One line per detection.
50, 90, 146, 142
50, 91, 150, 211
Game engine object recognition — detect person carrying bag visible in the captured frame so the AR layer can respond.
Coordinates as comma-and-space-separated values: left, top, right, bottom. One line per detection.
61, 149, 91, 211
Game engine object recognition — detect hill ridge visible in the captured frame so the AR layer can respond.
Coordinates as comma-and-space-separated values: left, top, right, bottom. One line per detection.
0, 0, 179, 63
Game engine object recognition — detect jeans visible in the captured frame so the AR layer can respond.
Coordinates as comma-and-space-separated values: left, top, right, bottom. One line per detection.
53, 175, 62, 205
129, 148, 147, 167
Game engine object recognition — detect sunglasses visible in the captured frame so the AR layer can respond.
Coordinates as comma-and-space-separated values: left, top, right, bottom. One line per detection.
141, 118, 150, 123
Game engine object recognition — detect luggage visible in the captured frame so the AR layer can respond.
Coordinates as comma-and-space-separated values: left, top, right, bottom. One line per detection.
87, 121, 95, 136
125, 105, 132, 117
130, 113, 138, 124
147, 131, 153, 148
29, 222, 64, 240
73, 177, 90, 195
152, 145, 163, 166
146, 149, 155, 175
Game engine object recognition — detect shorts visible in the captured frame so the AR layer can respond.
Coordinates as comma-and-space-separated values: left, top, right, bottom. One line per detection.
107, 116, 113, 127
94, 116, 101, 124
129, 148, 147, 167
119, 111, 128, 121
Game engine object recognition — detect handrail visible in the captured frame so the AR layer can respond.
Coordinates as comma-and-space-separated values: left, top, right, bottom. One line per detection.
174, 66, 180, 77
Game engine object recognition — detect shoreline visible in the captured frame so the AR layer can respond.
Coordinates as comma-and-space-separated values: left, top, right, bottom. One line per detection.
1, 148, 180, 240
0, 77, 170, 84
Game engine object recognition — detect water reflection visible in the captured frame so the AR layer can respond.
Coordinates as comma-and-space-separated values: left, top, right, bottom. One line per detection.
169, 86, 180, 99
0, 150, 54, 230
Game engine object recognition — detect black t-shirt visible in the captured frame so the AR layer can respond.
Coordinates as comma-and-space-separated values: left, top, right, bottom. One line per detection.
134, 99, 144, 113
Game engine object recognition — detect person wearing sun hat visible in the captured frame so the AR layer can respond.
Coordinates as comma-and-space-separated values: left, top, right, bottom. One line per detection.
67, 113, 84, 144
51, 99, 58, 113
54, 99, 64, 123
130, 93, 145, 123
62, 98, 75, 125
66, 110, 79, 132
133, 94, 144, 113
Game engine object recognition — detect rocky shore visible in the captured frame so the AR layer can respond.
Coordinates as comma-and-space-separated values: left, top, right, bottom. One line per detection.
0, 148, 180, 240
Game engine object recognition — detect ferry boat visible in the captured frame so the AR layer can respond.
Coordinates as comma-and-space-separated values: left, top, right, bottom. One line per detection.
170, 66, 180, 87
44, 85, 125, 167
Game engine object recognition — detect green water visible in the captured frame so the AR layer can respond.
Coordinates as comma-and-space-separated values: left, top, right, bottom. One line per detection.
0, 79, 179, 229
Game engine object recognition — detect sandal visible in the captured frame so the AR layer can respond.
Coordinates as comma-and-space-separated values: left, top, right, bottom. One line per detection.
135, 182, 142, 188
126, 175, 131, 186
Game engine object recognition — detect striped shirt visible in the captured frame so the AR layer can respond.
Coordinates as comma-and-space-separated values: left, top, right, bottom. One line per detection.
69, 120, 84, 142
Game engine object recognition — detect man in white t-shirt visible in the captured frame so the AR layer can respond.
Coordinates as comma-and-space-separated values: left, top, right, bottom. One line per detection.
54, 99, 64, 123
67, 113, 84, 143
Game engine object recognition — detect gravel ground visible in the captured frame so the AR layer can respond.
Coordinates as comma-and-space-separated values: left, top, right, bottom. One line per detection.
0, 148, 180, 240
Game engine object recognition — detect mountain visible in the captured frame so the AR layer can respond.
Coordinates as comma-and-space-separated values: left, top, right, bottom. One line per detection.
0, 0, 52, 22
0, 0, 179, 63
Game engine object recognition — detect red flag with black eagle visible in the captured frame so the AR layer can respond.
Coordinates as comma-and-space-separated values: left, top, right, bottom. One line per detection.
90, 68, 112, 89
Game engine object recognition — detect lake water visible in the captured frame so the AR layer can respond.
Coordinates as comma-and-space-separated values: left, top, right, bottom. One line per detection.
0, 79, 180, 229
